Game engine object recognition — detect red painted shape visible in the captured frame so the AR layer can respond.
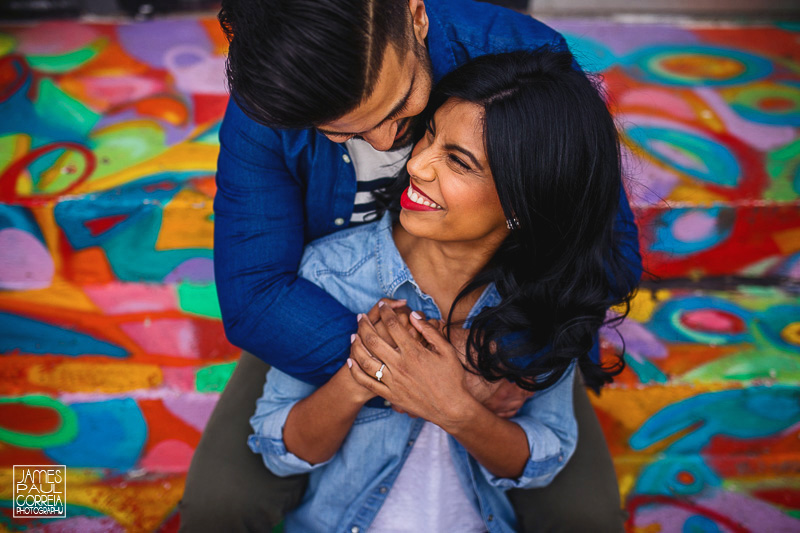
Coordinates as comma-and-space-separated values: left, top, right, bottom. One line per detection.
191, 93, 229, 126
627, 495, 750, 533
676, 471, 696, 485
0, 142, 96, 205
679, 309, 747, 334
759, 97, 794, 112
83, 213, 129, 236
752, 488, 800, 509
0, 403, 61, 434
143, 181, 178, 192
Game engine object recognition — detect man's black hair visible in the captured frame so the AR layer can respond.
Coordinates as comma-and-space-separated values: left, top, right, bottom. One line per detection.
219, 0, 412, 129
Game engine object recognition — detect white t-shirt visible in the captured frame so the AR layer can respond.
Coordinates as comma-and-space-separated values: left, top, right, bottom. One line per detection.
369, 422, 488, 533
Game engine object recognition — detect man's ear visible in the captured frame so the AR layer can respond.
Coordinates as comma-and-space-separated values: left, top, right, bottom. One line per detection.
408, 0, 429, 44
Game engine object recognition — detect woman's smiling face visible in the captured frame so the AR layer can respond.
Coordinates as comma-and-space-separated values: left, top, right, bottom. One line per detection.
399, 98, 508, 245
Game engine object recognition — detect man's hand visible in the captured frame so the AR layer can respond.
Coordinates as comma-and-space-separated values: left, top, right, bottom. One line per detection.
431, 318, 533, 419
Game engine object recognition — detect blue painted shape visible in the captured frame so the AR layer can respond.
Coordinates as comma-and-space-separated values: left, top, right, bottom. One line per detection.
648, 295, 752, 345
562, 33, 618, 73
683, 515, 723, 533
43, 399, 146, 470
626, 126, 741, 186
0, 205, 45, 243
631, 387, 800, 454
623, 44, 773, 87
0, 312, 129, 358
754, 305, 800, 353
634, 456, 721, 496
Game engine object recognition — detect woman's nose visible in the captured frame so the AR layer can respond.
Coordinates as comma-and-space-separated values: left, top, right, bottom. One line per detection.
406, 146, 436, 182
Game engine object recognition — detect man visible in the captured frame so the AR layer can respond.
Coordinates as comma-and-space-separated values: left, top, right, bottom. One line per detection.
179, 0, 640, 530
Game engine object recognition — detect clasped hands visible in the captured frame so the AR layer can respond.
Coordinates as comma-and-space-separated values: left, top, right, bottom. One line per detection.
345, 298, 532, 425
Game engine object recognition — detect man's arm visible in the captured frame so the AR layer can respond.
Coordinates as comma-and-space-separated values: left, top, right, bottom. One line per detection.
214, 98, 356, 386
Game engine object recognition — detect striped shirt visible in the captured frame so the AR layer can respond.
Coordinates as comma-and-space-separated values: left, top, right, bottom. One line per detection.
344, 138, 412, 225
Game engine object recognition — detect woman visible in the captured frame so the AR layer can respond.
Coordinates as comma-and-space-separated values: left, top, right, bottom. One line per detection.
248, 48, 639, 532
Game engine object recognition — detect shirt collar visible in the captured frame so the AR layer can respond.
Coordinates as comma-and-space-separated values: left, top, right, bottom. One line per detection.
372, 212, 500, 319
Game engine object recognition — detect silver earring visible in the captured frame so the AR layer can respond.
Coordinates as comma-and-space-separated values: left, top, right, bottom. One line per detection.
506, 217, 519, 230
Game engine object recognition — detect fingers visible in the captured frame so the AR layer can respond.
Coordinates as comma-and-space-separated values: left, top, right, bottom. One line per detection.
365, 298, 407, 325
376, 302, 419, 353
347, 354, 391, 399
357, 311, 403, 366
349, 333, 389, 380
409, 312, 453, 354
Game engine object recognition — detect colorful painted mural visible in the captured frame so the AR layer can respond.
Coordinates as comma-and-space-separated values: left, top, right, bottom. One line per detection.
0, 14, 798, 533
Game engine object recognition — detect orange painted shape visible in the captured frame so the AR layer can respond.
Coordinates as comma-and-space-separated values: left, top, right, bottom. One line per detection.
27, 361, 163, 393
772, 228, 800, 255
135, 95, 189, 126
190, 176, 216, 198
68, 246, 116, 284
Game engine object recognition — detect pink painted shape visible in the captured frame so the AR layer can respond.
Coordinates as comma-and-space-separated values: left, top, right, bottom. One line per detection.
0, 228, 54, 290
622, 147, 681, 207
680, 309, 746, 334
695, 87, 796, 151
85, 283, 178, 314
162, 394, 219, 432
635, 490, 800, 532
80, 75, 168, 106
160, 366, 199, 392
139, 439, 195, 473
619, 88, 696, 120
15, 22, 100, 55
121, 318, 198, 358
673, 211, 717, 243
29, 516, 124, 533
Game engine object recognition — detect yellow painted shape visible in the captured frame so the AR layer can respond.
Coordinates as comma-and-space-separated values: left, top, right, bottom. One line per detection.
0, 279, 97, 311
67, 475, 185, 531
772, 228, 800, 255
28, 362, 163, 393
74, 142, 219, 194
0, 133, 30, 169
0, 33, 16, 57
781, 322, 800, 346
668, 184, 726, 204
156, 188, 214, 250
612, 288, 671, 323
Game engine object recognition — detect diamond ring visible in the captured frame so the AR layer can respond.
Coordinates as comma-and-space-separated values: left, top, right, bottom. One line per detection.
375, 363, 386, 382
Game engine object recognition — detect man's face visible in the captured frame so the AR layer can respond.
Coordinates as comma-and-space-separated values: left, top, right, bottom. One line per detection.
316, 41, 433, 152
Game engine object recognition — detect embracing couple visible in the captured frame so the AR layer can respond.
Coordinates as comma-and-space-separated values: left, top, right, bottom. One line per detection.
179, 0, 643, 531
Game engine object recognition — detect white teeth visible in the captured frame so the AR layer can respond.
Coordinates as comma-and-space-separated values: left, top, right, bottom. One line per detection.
407, 184, 442, 209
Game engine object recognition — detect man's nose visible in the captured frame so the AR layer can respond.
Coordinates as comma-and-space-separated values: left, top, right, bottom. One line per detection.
361, 122, 398, 151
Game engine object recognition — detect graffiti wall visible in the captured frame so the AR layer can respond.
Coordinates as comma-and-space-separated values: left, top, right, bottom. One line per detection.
0, 15, 798, 533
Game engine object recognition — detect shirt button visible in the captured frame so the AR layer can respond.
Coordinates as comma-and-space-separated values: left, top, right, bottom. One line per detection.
487, 514, 494, 522
342, 154, 351, 164
384, 400, 392, 407
334, 217, 345, 226
558, 455, 564, 462
351, 527, 359, 533
407, 440, 414, 446
379, 486, 387, 494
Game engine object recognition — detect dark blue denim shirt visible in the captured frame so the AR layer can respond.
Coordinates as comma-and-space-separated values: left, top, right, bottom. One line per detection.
213, 0, 643, 386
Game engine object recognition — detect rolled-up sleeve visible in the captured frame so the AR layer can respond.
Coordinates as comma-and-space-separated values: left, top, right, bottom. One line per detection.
479, 362, 578, 489
247, 369, 333, 476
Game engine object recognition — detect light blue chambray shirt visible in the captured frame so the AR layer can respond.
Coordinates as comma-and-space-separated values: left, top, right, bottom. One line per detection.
247, 213, 578, 533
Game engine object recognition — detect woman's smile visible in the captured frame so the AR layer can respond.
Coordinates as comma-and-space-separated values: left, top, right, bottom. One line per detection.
400, 182, 444, 211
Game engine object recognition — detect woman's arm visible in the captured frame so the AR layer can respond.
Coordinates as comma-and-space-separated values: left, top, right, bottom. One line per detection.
282, 364, 374, 465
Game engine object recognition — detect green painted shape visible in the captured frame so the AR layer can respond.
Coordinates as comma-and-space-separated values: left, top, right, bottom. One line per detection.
88, 122, 167, 181
766, 138, 800, 201
681, 349, 800, 385
26, 38, 105, 73
34, 79, 100, 139
177, 282, 222, 319
624, 354, 669, 384
0, 134, 23, 170
196, 362, 236, 392
0, 395, 78, 448
0, 33, 16, 57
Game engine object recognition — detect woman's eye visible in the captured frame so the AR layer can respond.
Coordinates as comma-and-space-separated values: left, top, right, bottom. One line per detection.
448, 154, 470, 170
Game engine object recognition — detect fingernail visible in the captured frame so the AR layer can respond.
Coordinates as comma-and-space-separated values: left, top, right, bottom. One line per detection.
378, 301, 385, 308
411, 311, 422, 320
350, 334, 356, 344
347, 358, 353, 368
357, 313, 363, 321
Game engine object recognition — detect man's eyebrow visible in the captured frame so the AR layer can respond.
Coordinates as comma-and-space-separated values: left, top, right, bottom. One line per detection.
317, 73, 416, 137
444, 143, 483, 171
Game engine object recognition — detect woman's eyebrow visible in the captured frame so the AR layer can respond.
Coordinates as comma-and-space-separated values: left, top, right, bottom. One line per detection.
444, 143, 483, 170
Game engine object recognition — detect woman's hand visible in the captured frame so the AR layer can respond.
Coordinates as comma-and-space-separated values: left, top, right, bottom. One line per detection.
363, 298, 427, 348
348, 302, 477, 429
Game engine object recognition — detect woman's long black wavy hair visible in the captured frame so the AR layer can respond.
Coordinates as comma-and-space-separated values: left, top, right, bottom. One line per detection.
377, 47, 641, 393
